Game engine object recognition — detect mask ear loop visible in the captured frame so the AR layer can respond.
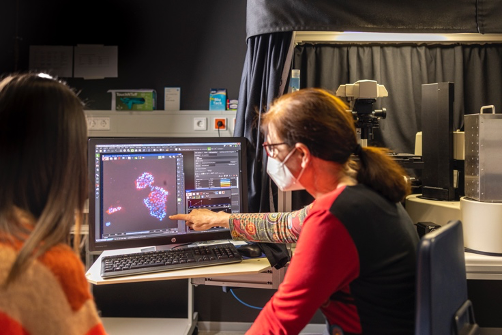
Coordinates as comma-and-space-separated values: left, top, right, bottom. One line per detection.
284, 145, 307, 184
280, 147, 297, 165
295, 163, 306, 182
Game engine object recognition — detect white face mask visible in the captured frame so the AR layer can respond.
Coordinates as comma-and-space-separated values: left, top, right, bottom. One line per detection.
267, 147, 305, 191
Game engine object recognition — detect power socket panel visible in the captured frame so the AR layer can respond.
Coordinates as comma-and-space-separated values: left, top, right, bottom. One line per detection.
87, 116, 111, 130
193, 117, 207, 131
213, 118, 227, 130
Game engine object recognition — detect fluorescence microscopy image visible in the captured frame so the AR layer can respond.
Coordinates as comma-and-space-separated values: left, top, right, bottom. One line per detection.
101, 155, 179, 235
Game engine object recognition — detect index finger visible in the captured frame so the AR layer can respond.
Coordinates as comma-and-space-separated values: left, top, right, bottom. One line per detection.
169, 214, 191, 221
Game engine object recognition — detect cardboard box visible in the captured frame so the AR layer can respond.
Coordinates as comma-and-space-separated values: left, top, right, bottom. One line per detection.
108, 89, 156, 111
209, 88, 227, 111
164, 87, 180, 111
228, 99, 238, 111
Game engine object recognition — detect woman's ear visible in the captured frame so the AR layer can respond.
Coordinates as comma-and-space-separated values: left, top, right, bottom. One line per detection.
295, 143, 310, 168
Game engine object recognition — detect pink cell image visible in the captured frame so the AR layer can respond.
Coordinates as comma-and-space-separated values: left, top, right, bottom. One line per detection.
106, 206, 122, 215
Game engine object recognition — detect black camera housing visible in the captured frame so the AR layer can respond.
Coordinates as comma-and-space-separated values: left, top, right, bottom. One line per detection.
416, 221, 442, 238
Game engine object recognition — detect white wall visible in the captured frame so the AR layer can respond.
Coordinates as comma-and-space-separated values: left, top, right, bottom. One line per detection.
85, 110, 237, 138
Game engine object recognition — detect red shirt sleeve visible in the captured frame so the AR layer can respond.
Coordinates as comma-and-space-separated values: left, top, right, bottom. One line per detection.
246, 206, 360, 335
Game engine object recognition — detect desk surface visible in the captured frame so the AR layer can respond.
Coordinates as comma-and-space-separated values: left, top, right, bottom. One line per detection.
85, 247, 272, 285
85, 243, 502, 285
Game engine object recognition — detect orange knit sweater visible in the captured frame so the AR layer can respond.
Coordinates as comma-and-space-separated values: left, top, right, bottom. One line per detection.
0, 240, 106, 335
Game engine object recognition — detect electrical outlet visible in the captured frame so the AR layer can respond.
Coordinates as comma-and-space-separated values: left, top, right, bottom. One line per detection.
214, 118, 227, 130
193, 117, 207, 131
87, 117, 110, 130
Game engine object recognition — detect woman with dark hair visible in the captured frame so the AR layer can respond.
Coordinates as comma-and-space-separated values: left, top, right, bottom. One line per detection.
0, 73, 105, 334
173, 88, 419, 335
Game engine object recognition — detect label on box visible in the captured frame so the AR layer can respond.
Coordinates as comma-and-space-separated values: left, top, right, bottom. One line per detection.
209, 88, 227, 111
108, 90, 156, 111
164, 87, 180, 111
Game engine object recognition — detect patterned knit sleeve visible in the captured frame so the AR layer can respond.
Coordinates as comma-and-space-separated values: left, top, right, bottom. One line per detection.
228, 204, 313, 243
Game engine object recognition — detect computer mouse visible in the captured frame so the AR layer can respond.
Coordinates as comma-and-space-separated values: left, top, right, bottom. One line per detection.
237, 244, 263, 258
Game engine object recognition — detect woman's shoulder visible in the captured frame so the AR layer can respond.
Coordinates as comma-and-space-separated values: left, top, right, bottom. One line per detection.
38, 243, 85, 275
310, 184, 384, 216
0, 243, 104, 335
38, 244, 93, 308
311, 184, 351, 211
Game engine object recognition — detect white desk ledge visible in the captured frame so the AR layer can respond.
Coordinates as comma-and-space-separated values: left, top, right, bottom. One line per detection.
465, 252, 502, 280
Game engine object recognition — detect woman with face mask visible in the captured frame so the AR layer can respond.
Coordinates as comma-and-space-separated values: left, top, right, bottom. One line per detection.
172, 88, 418, 334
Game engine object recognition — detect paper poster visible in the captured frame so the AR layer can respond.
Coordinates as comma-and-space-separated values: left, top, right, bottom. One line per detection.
74, 45, 118, 79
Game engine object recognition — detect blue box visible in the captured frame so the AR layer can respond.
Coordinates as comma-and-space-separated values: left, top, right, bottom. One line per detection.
209, 88, 227, 111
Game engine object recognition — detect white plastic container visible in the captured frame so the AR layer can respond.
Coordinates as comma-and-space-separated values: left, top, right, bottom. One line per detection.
461, 196, 502, 255
290, 69, 300, 92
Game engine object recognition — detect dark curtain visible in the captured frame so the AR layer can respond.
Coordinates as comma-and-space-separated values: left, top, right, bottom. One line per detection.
234, 32, 294, 269
234, 32, 293, 213
293, 43, 502, 155
247, 0, 502, 37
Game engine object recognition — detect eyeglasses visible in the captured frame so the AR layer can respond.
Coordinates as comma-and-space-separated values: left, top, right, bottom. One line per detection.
262, 141, 288, 158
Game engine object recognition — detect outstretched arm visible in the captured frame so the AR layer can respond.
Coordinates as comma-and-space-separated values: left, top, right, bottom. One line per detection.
170, 204, 313, 244
228, 204, 312, 243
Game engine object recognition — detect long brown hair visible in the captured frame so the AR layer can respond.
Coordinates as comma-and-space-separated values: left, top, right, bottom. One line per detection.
261, 88, 410, 202
0, 73, 88, 286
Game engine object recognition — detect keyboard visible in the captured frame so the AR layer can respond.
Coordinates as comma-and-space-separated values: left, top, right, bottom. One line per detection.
100, 242, 243, 279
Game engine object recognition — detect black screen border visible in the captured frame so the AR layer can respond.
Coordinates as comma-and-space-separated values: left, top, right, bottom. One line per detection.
87, 136, 248, 252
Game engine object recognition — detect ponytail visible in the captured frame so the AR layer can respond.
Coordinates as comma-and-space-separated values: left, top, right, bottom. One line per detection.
355, 146, 411, 203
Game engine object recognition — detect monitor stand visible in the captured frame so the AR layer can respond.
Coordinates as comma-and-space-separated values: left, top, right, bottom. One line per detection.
101, 280, 197, 335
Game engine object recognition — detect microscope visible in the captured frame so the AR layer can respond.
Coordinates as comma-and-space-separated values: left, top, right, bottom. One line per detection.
336, 80, 422, 191
336, 80, 388, 147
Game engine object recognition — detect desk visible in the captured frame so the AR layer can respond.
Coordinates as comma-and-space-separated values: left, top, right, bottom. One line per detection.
85, 247, 272, 335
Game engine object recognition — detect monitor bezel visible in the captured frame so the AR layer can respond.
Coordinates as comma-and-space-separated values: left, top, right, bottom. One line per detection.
87, 136, 248, 252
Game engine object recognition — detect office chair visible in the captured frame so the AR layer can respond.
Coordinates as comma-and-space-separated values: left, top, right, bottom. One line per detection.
415, 220, 480, 335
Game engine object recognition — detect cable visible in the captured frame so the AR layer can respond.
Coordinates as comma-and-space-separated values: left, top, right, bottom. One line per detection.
217, 120, 223, 137
229, 288, 263, 310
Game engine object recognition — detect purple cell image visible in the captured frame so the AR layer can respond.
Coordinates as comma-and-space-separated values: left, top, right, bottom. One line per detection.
143, 186, 169, 221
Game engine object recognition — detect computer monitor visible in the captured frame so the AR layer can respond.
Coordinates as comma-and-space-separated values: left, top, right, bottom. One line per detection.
88, 137, 248, 252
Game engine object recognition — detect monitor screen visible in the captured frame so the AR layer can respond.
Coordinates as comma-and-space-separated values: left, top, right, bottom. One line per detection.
88, 137, 248, 252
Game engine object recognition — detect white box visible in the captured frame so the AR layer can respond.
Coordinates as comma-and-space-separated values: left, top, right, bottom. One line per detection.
164, 87, 180, 111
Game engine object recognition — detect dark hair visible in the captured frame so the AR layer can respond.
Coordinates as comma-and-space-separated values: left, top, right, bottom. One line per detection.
261, 88, 410, 203
0, 73, 88, 285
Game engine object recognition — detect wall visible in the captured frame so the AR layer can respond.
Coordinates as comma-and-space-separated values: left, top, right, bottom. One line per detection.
1, 0, 246, 110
